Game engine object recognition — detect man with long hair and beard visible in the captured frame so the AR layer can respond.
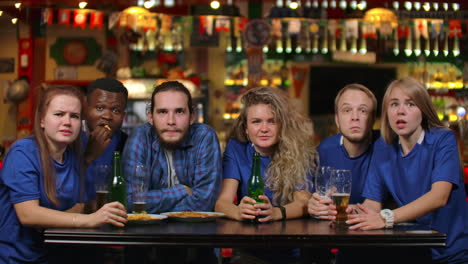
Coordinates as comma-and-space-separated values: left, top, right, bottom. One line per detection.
122, 81, 221, 264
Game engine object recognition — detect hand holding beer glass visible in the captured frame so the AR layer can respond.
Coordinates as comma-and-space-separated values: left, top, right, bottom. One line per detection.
315, 166, 333, 198
132, 165, 149, 214
330, 169, 351, 228
94, 164, 111, 210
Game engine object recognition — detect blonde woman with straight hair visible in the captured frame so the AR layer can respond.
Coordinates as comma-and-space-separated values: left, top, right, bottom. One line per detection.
215, 86, 316, 263
348, 77, 468, 263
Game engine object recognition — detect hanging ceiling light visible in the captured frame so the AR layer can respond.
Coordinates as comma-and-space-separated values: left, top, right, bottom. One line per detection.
165, 0, 175, 7
422, 2, 430, 11
330, 0, 337, 8
210, 1, 220, 9
290, 1, 300, 9
143, 0, 155, 8
350, 0, 357, 9
78, 1, 88, 9
442, 2, 448, 11
14, 2, 21, 9
404, 1, 412, 11
339, 0, 347, 9
11, 18, 18, 24
413, 2, 421, 11
432, 2, 439, 11
392, 1, 399, 10
322, 0, 328, 8
452, 3, 460, 11
0, 10, 3, 16
357, 1, 367, 10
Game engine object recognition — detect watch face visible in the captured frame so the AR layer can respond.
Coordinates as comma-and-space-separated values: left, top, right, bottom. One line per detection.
381, 209, 393, 218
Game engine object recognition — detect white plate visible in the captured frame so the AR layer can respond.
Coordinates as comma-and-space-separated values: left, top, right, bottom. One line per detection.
161, 211, 225, 222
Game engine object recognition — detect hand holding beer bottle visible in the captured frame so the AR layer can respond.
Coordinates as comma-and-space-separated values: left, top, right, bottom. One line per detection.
247, 152, 265, 223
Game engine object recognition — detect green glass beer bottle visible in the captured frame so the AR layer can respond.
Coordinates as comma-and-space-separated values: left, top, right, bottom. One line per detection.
247, 151, 264, 222
109, 151, 127, 208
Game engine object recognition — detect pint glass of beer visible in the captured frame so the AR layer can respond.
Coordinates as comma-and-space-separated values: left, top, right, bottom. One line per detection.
132, 164, 149, 213
95, 164, 111, 210
315, 166, 334, 198
330, 169, 351, 227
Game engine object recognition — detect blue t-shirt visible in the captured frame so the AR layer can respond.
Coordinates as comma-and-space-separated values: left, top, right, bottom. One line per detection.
363, 128, 468, 263
222, 139, 300, 262
0, 137, 85, 263
318, 130, 380, 204
223, 139, 275, 203
82, 130, 126, 200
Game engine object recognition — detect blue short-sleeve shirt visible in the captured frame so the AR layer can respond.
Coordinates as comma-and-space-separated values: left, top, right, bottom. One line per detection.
0, 137, 85, 263
363, 128, 468, 263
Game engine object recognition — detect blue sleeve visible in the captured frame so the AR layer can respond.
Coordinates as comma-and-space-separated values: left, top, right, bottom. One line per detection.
2, 147, 41, 204
222, 140, 242, 181
431, 131, 462, 187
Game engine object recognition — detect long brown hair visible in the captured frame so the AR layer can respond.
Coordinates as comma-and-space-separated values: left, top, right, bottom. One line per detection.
33, 85, 85, 206
381, 77, 444, 144
230, 86, 317, 205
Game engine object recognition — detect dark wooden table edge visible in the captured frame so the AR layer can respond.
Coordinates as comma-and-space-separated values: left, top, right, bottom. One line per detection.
44, 233, 446, 248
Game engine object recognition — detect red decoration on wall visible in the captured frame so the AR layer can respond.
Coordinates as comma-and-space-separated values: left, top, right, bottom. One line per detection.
291, 66, 307, 98
90, 11, 104, 29
41, 8, 53, 25
63, 40, 88, 65
17, 38, 34, 138
73, 10, 88, 29
449, 20, 462, 38
58, 9, 71, 26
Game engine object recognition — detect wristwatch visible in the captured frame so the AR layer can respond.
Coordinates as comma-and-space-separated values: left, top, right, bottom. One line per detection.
380, 209, 394, 228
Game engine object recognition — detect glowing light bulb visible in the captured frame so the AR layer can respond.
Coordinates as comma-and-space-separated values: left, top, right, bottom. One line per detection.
404, 1, 412, 10
11, 18, 18, 24
290, 1, 299, 9
14, 2, 21, 9
339, 0, 347, 9
357, 1, 366, 10
210, 1, 220, 9
393, 1, 399, 10
414, 2, 421, 10
79, 1, 87, 9
322, 0, 328, 8
422, 2, 430, 11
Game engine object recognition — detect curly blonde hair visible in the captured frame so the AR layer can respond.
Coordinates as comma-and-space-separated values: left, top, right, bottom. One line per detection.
230, 87, 317, 205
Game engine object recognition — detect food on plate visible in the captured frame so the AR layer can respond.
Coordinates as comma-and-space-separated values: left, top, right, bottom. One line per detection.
128, 214, 154, 221
167, 211, 215, 218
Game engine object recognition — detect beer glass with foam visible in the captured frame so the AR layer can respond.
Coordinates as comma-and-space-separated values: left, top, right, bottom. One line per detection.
330, 169, 351, 227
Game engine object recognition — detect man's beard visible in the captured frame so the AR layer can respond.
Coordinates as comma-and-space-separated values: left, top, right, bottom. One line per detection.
157, 129, 188, 150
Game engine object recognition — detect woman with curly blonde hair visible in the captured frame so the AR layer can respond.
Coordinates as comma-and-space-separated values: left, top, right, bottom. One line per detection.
215, 86, 316, 263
